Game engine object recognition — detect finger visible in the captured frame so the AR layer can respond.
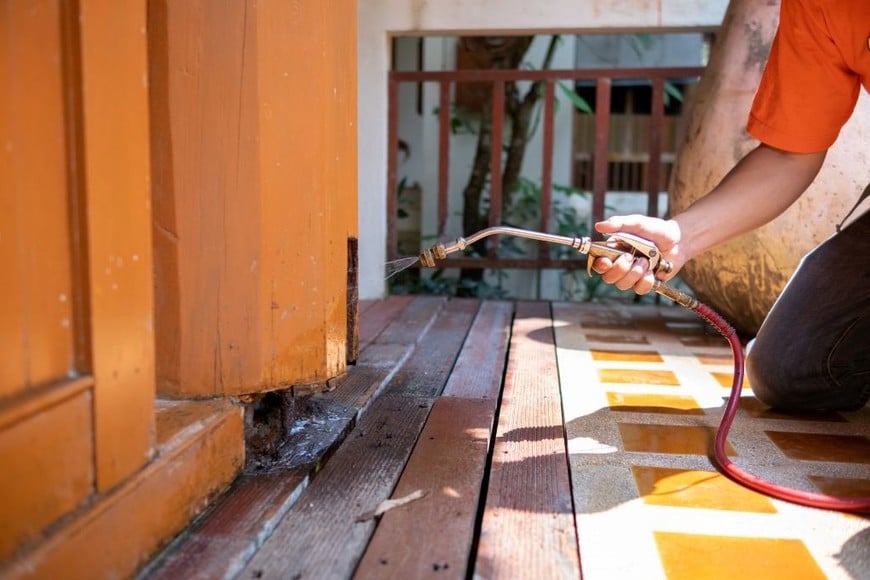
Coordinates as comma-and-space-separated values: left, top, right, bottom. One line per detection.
600, 253, 635, 284
634, 270, 657, 295
615, 257, 650, 292
591, 256, 614, 275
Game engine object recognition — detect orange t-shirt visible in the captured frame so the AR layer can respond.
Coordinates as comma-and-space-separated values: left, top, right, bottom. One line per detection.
747, 0, 870, 153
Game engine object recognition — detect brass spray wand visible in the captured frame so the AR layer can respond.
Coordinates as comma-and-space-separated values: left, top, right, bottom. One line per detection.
418, 226, 697, 308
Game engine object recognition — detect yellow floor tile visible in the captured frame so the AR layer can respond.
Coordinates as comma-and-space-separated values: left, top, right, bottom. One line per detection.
607, 392, 704, 415
710, 371, 751, 389
765, 431, 870, 463
655, 532, 826, 580
598, 369, 680, 386
619, 423, 737, 456
591, 349, 663, 363
631, 466, 776, 513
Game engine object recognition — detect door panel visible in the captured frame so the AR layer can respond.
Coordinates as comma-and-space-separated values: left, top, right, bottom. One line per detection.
0, 0, 155, 558
0, 0, 76, 398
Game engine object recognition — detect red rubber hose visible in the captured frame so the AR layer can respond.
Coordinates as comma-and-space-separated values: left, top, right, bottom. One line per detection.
692, 301, 870, 513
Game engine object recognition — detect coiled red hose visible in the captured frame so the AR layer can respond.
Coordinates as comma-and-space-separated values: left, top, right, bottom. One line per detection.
693, 301, 870, 512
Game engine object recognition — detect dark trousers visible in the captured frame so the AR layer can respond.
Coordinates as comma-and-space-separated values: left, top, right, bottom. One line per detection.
746, 209, 870, 411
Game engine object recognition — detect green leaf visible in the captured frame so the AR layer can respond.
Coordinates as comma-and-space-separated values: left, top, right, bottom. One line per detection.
557, 82, 592, 114
663, 81, 683, 105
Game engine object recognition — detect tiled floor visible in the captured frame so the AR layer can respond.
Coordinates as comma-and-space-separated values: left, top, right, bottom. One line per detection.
558, 302, 869, 579
144, 297, 870, 579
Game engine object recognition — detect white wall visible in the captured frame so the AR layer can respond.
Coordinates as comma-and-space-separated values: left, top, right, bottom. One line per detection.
358, 0, 728, 299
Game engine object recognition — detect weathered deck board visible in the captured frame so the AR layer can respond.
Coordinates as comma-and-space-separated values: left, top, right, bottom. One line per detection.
441, 300, 513, 401
354, 397, 494, 579
240, 298, 480, 578
143, 472, 307, 579
358, 295, 415, 349
355, 301, 514, 579
385, 298, 482, 398
475, 301, 581, 578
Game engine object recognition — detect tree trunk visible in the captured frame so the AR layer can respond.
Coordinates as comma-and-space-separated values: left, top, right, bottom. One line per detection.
455, 36, 560, 295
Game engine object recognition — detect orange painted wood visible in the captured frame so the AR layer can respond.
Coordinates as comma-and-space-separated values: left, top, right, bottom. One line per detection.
78, 0, 156, 490
256, 0, 358, 388
149, 0, 358, 397
148, 0, 261, 397
0, 390, 93, 561
475, 301, 581, 578
355, 397, 496, 579
0, 0, 76, 398
1, 400, 243, 580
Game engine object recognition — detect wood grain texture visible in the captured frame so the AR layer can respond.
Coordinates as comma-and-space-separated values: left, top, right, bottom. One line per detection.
354, 397, 496, 579
0, 0, 75, 398
358, 295, 415, 350
442, 300, 513, 401
475, 301, 581, 579
149, 0, 358, 396
241, 394, 433, 579
385, 298, 481, 398
77, 0, 156, 491
3, 401, 242, 580
241, 299, 479, 578
144, 471, 308, 580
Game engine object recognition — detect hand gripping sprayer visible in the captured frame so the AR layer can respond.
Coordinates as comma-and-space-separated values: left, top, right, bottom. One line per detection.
418, 226, 697, 308
417, 226, 870, 513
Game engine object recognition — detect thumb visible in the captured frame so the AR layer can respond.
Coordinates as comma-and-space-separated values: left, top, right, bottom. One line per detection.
594, 214, 657, 236
594, 217, 624, 235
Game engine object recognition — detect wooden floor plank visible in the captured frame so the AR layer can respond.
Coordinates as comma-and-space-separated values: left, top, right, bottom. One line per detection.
475, 301, 581, 579
371, 295, 446, 347
240, 298, 481, 579
442, 300, 513, 401
358, 295, 415, 349
240, 394, 433, 579
355, 397, 498, 579
385, 298, 481, 398
143, 471, 307, 579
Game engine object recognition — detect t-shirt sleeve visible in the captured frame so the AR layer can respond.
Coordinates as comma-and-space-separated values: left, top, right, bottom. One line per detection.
747, 0, 861, 153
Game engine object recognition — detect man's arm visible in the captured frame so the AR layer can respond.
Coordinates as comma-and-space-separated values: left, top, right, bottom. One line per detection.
592, 144, 826, 294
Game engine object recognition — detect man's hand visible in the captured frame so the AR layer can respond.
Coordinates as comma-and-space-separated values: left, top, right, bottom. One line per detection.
591, 215, 686, 295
